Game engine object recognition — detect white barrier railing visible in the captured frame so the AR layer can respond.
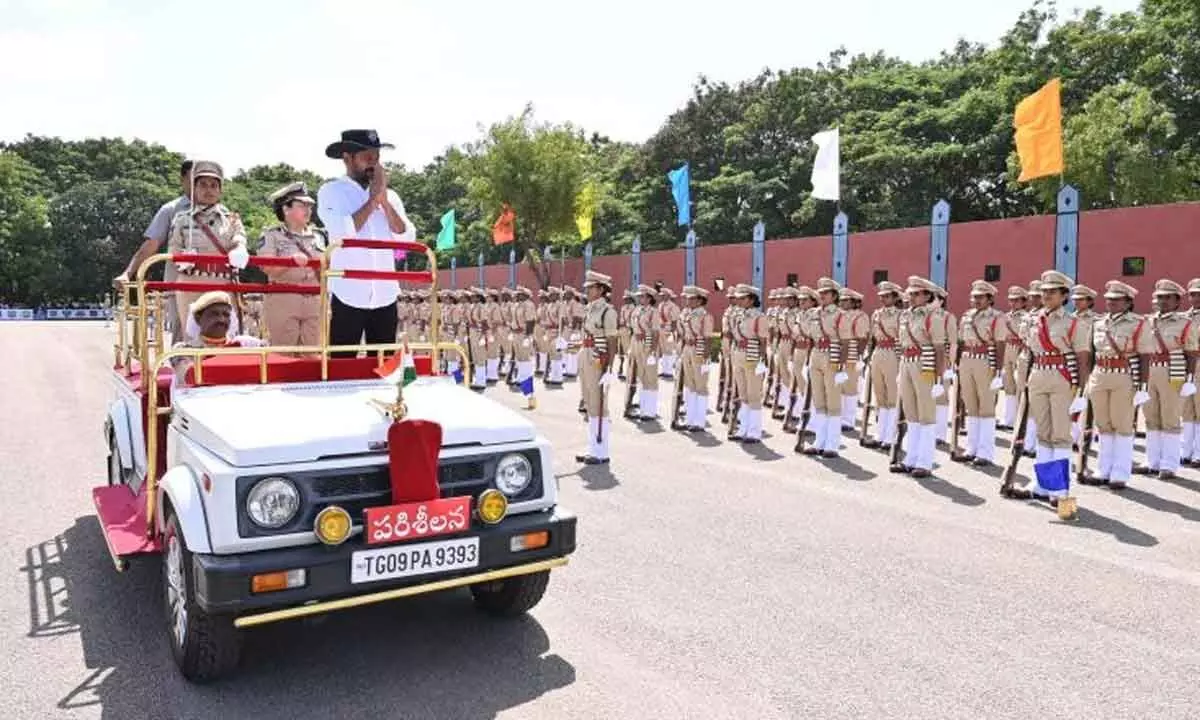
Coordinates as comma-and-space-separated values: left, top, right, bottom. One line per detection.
0, 308, 112, 321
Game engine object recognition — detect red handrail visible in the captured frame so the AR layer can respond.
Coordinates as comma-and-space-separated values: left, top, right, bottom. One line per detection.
169, 253, 322, 269
144, 281, 319, 294
340, 269, 434, 282
340, 239, 429, 253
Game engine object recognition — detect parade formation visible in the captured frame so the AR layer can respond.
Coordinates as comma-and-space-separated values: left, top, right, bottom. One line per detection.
368, 269, 1200, 522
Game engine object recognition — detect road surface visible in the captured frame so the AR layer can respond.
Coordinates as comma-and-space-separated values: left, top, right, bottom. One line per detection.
1, 321, 1197, 720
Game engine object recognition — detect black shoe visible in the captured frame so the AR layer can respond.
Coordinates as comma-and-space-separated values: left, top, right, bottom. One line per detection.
970, 458, 994, 468
574, 454, 610, 465
889, 463, 912, 474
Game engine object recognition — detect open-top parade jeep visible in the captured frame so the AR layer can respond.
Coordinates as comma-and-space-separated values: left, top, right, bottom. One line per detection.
98, 240, 576, 682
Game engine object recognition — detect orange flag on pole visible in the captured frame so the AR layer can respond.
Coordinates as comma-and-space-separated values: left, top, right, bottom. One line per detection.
492, 204, 515, 245
1014, 78, 1065, 182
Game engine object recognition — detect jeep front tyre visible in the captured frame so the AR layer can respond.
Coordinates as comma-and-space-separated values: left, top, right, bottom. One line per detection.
470, 570, 550, 617
163, 510, 242, 682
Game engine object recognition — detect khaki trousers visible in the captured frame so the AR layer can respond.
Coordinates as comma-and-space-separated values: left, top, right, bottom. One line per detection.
1001, 343, 1022, 394
959, 355, 996, 418
1183, 385, 1200, 423
264, 294, 319, 348
579, 349, 609, 418
732, 351, 765, 409
1145, 365, 1182, 432
631, 338, 658, 390
682, 343, 707, 395
513, 332, 533, 362
899, 359, 936, 424
774, 339, 794, 392
808, 349, 840, 415
1086, 369, 1135, 436
790, 347, 811, 398
1027, 367, 1073, 449
870, 348, 899, 408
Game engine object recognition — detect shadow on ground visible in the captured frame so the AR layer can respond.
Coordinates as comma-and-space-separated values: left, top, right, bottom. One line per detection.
24, 517, 575, 720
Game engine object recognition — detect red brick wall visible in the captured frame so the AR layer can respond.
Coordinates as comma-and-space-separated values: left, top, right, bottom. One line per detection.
457, 201, 1200, 316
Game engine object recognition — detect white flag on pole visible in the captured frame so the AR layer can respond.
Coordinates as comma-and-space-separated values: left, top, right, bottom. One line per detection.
810, 127, 840, 201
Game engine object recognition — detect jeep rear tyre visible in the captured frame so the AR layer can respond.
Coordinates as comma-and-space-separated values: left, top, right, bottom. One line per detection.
469, 570, 550, 617
163, 511, 242, 682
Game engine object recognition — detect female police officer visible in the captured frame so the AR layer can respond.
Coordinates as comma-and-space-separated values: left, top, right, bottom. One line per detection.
258, 182, 323, 348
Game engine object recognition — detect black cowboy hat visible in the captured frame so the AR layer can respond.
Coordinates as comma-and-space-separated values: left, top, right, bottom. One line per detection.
324, 129, 395, 159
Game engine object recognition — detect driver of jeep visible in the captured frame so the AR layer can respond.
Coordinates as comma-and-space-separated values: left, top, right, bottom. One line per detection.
171, 291, 264, 384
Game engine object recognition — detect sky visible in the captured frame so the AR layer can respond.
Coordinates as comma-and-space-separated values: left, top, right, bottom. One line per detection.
1, 0, 1142, 178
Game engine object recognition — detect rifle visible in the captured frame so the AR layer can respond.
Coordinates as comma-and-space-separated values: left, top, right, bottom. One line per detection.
597, 331, 615, 444
623, 351, 641, 418
726, 377, 743, 440
720, 351, 735, 424
1075, 396, 1095, 484
792, 365, 816, 453
858, 361, 875, 446
669, 364, 687, 430
889, 401, 908, 467
948, 345, 968, 461
782, 369, 801, 433
716, 344, 730, 414
1000, 360, 1034, 497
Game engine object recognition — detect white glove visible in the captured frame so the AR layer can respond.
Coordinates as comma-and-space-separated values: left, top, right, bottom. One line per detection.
1134, 389, 1150, 407
521, 337, 532, 347
834, 371, 849, 385
755, 362, 768, 376
930, 383, 946, 399
943, 368, 957, 382
989, 376, 1003, 391
857, 363, 866, 377
599, 373, 615, 387
228, 244, 250, 270
786, 361, 794, 374
1069, 396, 1086, 414
701, 363, 712, 376
555, 337, 568, 351
1181, 381, 1197, 398
647, 355, 658, 367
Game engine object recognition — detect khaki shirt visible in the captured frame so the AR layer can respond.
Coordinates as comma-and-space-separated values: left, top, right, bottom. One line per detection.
512, 299, 536, 335
168, 204, 246, 257
583, 298, 618, 361
680, 306, 714, 355
871, 306, 901, 346
634, 304, 661, 339
1023, 307, 1091, 356
1092, 312, 1153, 360
899, 304, 947, 349
1149, 311, 1196, 354
958, 307, 1009, 347
259, 225, 321, 284
809, 304, 843, 347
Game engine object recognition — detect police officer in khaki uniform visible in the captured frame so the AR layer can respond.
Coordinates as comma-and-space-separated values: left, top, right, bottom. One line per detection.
1135, 279, 1198, 479
864, 281, 902, 450
931, 286, 957, 446
1068, 284, 1100, 447
803, 278, 848, 457
785, 286, 818, 432
838, 288, 868, 431
954, 280, 1008, 466
1000, 285, 1029, 429
575, 271, 619, 465
541, 287, 566, 385
729, 284, 770, 443
258, 182, 322, 349
632, 285, 661, 420
771, 287, 799, 419
892, 276, 948, 477
1018, 270, 1092, 499
618, 289, 636, 379
509, 286, 538, 409
678, 285, 715, 431
657, 287, 681, 379
1079, 281, 1152, 489
465, 288, 489, 389
1181, 278, 1200, 466
166, 161, 249, 332
1018, 280, 1044, 456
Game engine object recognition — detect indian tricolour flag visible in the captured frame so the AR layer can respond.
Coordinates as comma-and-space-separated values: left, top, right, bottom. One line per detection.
376, 348, 417, 387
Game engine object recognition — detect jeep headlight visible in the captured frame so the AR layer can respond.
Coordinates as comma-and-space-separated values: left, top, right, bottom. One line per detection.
494, 453, 533, 497
246, 477, 300, 529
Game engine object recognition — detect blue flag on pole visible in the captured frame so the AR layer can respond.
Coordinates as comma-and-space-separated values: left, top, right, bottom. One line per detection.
667, 163, 690, 226
519, 375, 534, 397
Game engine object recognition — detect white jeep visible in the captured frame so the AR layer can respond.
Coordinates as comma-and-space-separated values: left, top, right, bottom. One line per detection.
98, 250, 576, 683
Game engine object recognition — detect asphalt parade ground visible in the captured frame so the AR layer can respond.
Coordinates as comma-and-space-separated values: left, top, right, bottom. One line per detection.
1, 321, 1197, 720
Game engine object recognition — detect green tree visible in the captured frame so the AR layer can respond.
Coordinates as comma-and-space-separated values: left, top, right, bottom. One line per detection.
463, 106, 589, 287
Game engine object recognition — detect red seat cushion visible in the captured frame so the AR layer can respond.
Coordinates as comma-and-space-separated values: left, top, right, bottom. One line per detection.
184, 353, 437, 386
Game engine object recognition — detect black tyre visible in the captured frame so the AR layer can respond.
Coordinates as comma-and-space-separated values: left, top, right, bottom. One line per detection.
163, 510, 242, 682
470, 570, 551, 617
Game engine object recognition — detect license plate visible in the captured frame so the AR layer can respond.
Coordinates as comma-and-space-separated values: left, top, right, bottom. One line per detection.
364, 496, 471, 545
350, 537, 479, 584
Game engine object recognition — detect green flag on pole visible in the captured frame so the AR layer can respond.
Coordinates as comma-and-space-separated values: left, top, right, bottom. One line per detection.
436, 209, 456, 250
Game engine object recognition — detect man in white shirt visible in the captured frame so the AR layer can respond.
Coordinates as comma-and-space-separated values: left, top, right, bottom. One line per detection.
317, 129, 417, 355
